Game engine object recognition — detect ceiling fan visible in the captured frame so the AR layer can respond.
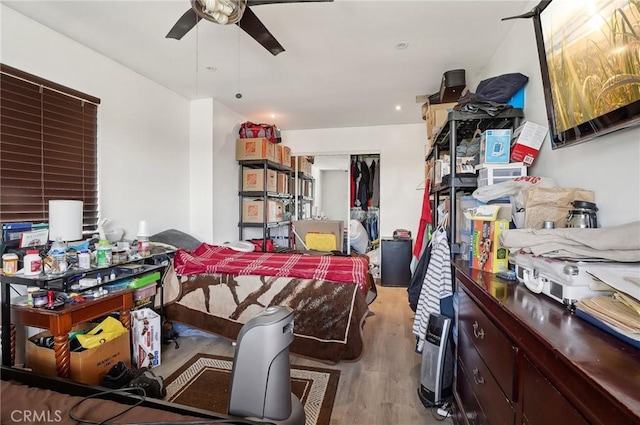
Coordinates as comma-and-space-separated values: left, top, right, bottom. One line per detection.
167, 0, 333, 56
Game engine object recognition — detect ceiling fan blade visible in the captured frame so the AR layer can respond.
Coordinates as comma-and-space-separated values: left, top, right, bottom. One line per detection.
166, 8, 202, 40
237, 6, 285, 56
247, 0, 333, 5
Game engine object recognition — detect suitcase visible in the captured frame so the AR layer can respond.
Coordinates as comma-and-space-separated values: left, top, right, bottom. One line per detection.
439, 69, 466, 103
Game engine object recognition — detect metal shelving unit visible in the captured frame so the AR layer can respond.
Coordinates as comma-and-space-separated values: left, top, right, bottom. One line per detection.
238, 159, 293, 251
430, 108, 524, 255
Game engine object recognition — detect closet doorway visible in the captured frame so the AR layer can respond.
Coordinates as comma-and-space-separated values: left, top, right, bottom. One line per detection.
295, 153, 381, 256
349, 154, 380, 254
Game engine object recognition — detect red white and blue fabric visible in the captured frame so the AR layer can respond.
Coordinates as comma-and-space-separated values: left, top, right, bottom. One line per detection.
174, 243, 369, 294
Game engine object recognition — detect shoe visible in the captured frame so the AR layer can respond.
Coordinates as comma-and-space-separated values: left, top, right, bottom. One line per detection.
101, 361, 148, 389
129, 370, 166, 399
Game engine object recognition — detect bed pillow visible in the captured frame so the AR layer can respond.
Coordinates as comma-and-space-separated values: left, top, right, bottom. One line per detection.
149, 229, 201, 251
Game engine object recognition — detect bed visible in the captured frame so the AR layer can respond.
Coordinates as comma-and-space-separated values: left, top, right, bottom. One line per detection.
162, 243, 377, 364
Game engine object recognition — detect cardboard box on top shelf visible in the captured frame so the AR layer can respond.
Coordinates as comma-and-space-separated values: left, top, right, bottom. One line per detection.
236, 138, 277, 161
282, 146, 292, 167
427, 102, 457, 139
275, 145, 284, 165
26, 324, 130, 385
242, 199, 284, 223
242, 168, 277, 192
292, 156, 312, 175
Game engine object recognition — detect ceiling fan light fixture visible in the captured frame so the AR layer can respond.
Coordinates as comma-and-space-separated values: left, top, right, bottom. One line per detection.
195, 0, 246, 25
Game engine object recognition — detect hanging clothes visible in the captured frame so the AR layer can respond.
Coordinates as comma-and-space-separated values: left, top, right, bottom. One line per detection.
350, 159, 360, 207
407, 241, 432, 312
410, 178, 433, 274
358, 159, 370, 211
368, 160, 376, 200
371, 159, 380, 207
412, 229, 453, 353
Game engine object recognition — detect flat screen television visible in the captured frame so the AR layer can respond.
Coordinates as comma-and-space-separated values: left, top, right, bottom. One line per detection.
532, 0, 640, 149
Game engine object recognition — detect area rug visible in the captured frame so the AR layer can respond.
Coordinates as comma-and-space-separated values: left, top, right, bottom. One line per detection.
164, 353, 340, 425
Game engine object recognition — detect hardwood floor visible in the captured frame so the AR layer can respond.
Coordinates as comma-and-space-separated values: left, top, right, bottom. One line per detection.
154, 285, 454, 425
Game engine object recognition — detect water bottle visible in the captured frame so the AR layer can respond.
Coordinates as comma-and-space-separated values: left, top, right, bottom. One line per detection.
48, 238, 67, 275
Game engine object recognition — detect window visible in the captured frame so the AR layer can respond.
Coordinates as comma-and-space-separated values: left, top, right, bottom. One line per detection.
0, 64, 100, 232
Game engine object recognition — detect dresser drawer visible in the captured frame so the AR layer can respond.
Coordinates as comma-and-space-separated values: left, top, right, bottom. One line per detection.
459, 287, 516, 399
458, 326, 515, 425
456, 359, 489, 425
522, 357, 589, 425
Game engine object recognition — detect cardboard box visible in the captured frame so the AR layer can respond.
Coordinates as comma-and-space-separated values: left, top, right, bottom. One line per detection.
292, 220, 344, 252
277, 172, 288, 194
291, 156, 312, 175
242, 199, 284, 223
470, 219, 509, 273
480, 129, 511, 165
426, 102, 457, 139
275, 145, 283, 164
26, 324, 130, 385
132, 308, 161, 369
510, 121, 548, 166
242, 168, 277, 192
236, 138, 276, 161
282, 146, 292, 168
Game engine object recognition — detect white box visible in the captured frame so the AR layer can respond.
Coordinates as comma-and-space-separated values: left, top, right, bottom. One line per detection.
510, 121, 548, 166
480, 129, 511, 165
131, 308, 161, 369
477, 162, 527, 187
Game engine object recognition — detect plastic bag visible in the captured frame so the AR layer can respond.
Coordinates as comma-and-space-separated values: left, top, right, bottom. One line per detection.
472, 176, 556, 208
76, 316, 127, 349
349, 220, 369, 253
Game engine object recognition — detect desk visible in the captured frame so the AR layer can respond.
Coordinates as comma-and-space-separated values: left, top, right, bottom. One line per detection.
1, 248, 174, 374
10, 290, 133, 379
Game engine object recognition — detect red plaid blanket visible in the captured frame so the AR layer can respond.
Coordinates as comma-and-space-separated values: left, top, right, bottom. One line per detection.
173, 244, 369, 293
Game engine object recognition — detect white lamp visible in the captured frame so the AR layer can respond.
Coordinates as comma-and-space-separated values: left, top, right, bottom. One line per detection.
49, 200, 83, 242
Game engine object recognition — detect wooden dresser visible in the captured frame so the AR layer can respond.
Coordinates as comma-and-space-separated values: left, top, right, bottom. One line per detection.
452, 262, 640, 425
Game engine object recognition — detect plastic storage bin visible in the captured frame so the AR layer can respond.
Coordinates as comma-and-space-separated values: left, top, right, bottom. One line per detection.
477, 162, 527, 187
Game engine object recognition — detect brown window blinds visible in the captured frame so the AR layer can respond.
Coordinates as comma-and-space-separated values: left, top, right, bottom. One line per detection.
0, 64, 100, 231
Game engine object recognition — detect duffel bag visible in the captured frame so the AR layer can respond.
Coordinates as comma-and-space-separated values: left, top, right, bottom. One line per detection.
239, 121, 281, 144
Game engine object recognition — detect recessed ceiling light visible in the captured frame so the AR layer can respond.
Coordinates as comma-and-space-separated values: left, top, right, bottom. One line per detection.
271, 114, 276, 119
395, 105, 402, 111
396, 41, 409, 50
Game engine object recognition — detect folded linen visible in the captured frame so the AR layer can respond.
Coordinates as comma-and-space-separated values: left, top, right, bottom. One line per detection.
501, 221, 640, 262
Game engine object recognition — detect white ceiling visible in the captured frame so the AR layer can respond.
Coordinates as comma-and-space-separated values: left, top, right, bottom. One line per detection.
4, 0, 532, 131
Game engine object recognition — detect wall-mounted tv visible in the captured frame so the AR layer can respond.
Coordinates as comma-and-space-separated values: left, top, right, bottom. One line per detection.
532, 0, 640, 149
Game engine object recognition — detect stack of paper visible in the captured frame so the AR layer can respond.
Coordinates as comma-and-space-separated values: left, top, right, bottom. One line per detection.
576, 265, 640, 348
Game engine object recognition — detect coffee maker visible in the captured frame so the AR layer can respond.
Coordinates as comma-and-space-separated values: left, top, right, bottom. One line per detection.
566, 200, 598, 228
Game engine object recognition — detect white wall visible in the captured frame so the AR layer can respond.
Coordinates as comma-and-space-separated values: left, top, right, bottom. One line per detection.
321, 170, 350, 222
282, 124, 426, 239
1, 5, 191, 238
476, 12, 640, 227
212, 100, 248, 244
189, 99, 214, 242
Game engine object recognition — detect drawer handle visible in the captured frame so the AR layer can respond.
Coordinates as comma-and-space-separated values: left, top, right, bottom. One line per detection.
472, 321, 485, 339
472, 368, 485, 385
